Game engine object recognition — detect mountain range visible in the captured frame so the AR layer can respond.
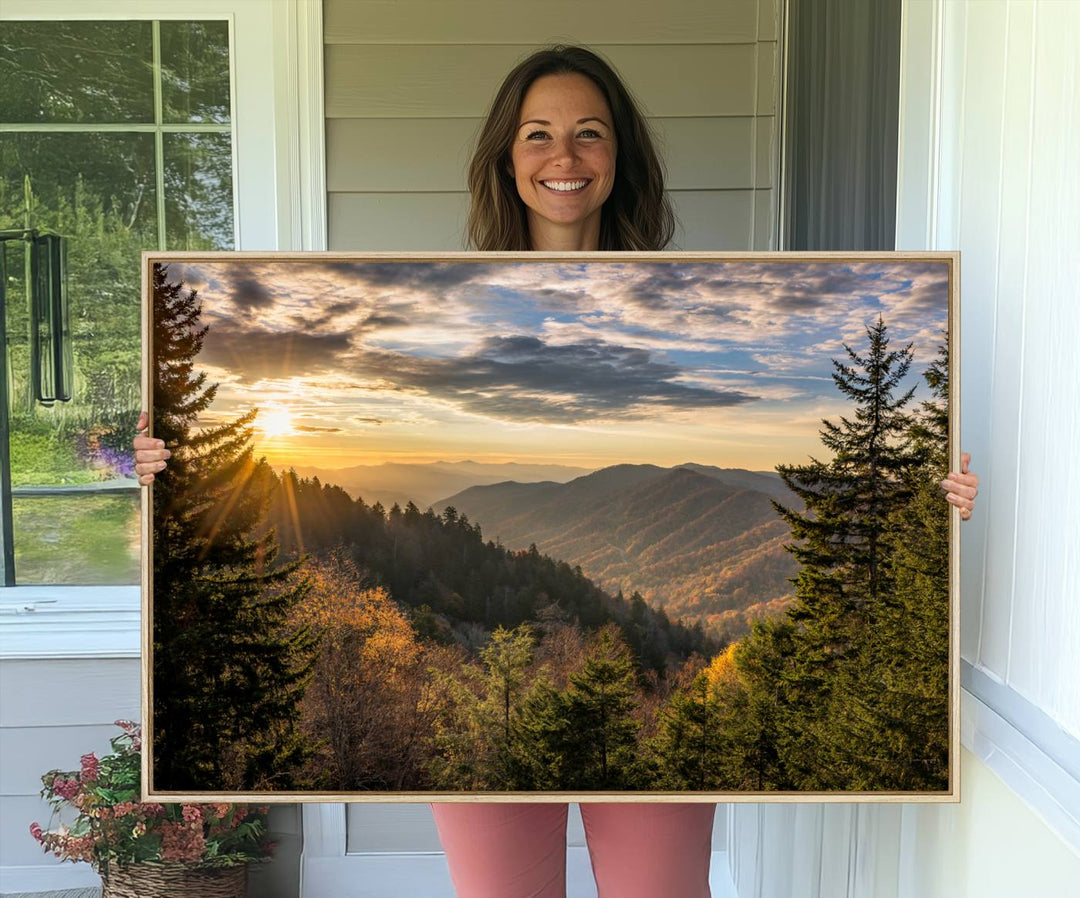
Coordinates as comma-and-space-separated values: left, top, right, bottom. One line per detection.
275, 460, 594, 510
434, 463, 801, 638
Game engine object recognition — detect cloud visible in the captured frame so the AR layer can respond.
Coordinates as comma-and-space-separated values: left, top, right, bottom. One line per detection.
231, 277, 275, 310
199, 319, 352, 379
295, 425, 342, 433
348, 335, 755, 424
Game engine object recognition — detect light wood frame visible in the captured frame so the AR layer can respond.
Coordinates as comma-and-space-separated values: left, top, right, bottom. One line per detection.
141, 249, 960, 804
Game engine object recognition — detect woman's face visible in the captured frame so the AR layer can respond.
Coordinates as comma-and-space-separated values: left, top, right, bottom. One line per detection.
509, 73, 617, 249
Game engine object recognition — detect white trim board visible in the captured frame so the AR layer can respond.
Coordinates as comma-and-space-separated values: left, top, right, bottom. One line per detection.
299, 849, 738, 898
961, 685, 1080, 855
0, 587, 140, 660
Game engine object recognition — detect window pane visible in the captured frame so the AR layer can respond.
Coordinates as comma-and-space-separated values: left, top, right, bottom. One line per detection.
0, 21, 154, 124
160, 20, 232, 124
0, 132, 159, 242
164, 133, 235, 249
12, 494, 140, 585
1, 132, 154, 447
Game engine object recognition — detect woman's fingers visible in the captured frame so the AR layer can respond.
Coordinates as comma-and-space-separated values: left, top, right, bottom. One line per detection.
940, 473, 978, 500
940, 463, 979, 521
133, 410, 169, 484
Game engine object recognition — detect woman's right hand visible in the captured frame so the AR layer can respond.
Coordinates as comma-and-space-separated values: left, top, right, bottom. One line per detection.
133, 411, 171, 485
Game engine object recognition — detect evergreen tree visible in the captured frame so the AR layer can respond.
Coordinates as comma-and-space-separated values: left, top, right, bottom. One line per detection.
505, 675, 569, 790
559, 626, 645, 789
151, 265, 317, 790
480, 624, 535, 749
858, 338, 950, 789
651, 671, 724, 790
770, 316, 922, 787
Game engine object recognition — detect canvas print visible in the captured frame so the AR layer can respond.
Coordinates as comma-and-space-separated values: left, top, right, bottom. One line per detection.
144, 252, 957, 800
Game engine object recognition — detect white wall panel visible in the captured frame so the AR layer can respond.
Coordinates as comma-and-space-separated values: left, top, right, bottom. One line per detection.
1004, 1, 1080, 727
954, 0, 1010, 676
980, 0, 1035, 689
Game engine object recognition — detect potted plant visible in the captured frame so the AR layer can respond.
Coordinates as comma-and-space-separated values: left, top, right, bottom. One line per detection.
30, 720, 273, 897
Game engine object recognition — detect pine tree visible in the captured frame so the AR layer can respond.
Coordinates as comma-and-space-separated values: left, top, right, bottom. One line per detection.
770, 316, 922, 788
859, 338, 950, 789
151, 264, 317, 791
480, 624, 535, 748
651, 671, 724, 790
559, 626, 645, 789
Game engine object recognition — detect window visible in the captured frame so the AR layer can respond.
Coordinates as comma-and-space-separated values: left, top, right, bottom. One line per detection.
0, 18, 235, 585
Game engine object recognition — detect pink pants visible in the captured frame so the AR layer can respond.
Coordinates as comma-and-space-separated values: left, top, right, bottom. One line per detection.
430, 802, 715, 898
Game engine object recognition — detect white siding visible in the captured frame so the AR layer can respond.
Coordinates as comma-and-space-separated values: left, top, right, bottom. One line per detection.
0, 658, 139, 881
900, 0, 1080, 737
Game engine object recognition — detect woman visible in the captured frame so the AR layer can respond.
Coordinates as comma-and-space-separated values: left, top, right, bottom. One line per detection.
135, 45, 979, 898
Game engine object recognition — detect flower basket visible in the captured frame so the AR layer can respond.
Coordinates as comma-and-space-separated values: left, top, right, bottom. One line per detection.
101, 862, 247, 898
31, 722, 273, 891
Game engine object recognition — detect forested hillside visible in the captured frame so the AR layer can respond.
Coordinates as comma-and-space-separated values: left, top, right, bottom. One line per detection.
262, 473, 714, 673
437, 463, 800, 639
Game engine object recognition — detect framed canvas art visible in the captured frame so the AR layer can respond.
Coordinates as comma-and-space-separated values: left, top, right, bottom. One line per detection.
141, 251, 959, 802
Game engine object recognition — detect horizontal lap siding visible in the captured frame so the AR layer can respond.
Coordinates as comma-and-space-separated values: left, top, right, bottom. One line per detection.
0, 658, 139, 868
324, 0, 761, 45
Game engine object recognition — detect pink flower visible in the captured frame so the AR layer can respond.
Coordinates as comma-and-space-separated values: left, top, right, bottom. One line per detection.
52, 777, 80, 801
142, 803, 166, 817
80, 753, 99, 782
112, 801, 137, 818
160, 821, 206, 863
181, 806, 202, 824
29, 822, 43, 842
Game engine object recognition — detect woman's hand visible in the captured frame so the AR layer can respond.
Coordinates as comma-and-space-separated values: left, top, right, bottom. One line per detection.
133, 411, 171, 486
940, 451, 979, 521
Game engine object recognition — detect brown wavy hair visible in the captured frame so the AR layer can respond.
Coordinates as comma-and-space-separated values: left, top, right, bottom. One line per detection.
466, 46, 675, 251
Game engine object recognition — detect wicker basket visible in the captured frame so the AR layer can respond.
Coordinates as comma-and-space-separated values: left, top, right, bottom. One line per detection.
100, 862, 247, 898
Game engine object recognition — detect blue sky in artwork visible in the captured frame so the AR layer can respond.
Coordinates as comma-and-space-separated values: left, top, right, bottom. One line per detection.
159, 258, 950, 469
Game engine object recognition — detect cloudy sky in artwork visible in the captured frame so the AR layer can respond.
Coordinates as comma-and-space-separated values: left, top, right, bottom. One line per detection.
155, 258, 951, 470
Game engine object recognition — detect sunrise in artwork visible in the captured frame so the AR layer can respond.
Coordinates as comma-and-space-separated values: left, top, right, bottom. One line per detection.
160, 257, 948, 471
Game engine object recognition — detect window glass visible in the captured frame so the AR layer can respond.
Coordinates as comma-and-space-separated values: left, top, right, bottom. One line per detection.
0, 20, 234, 585
164, 132, 234, 250
160, 20, 232, 124
0, 21, 155, 124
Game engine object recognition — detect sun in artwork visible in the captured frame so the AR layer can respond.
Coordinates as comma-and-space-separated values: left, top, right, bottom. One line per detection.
256, 406, 295, 438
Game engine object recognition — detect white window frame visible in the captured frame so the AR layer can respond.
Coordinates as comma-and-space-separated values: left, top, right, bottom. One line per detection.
0, 0, 326, 659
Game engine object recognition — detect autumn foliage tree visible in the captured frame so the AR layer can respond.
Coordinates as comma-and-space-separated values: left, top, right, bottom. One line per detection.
289, 552, 430, 789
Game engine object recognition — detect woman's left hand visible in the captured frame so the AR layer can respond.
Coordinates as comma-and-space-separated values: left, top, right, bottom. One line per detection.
940, 451, 979, 521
